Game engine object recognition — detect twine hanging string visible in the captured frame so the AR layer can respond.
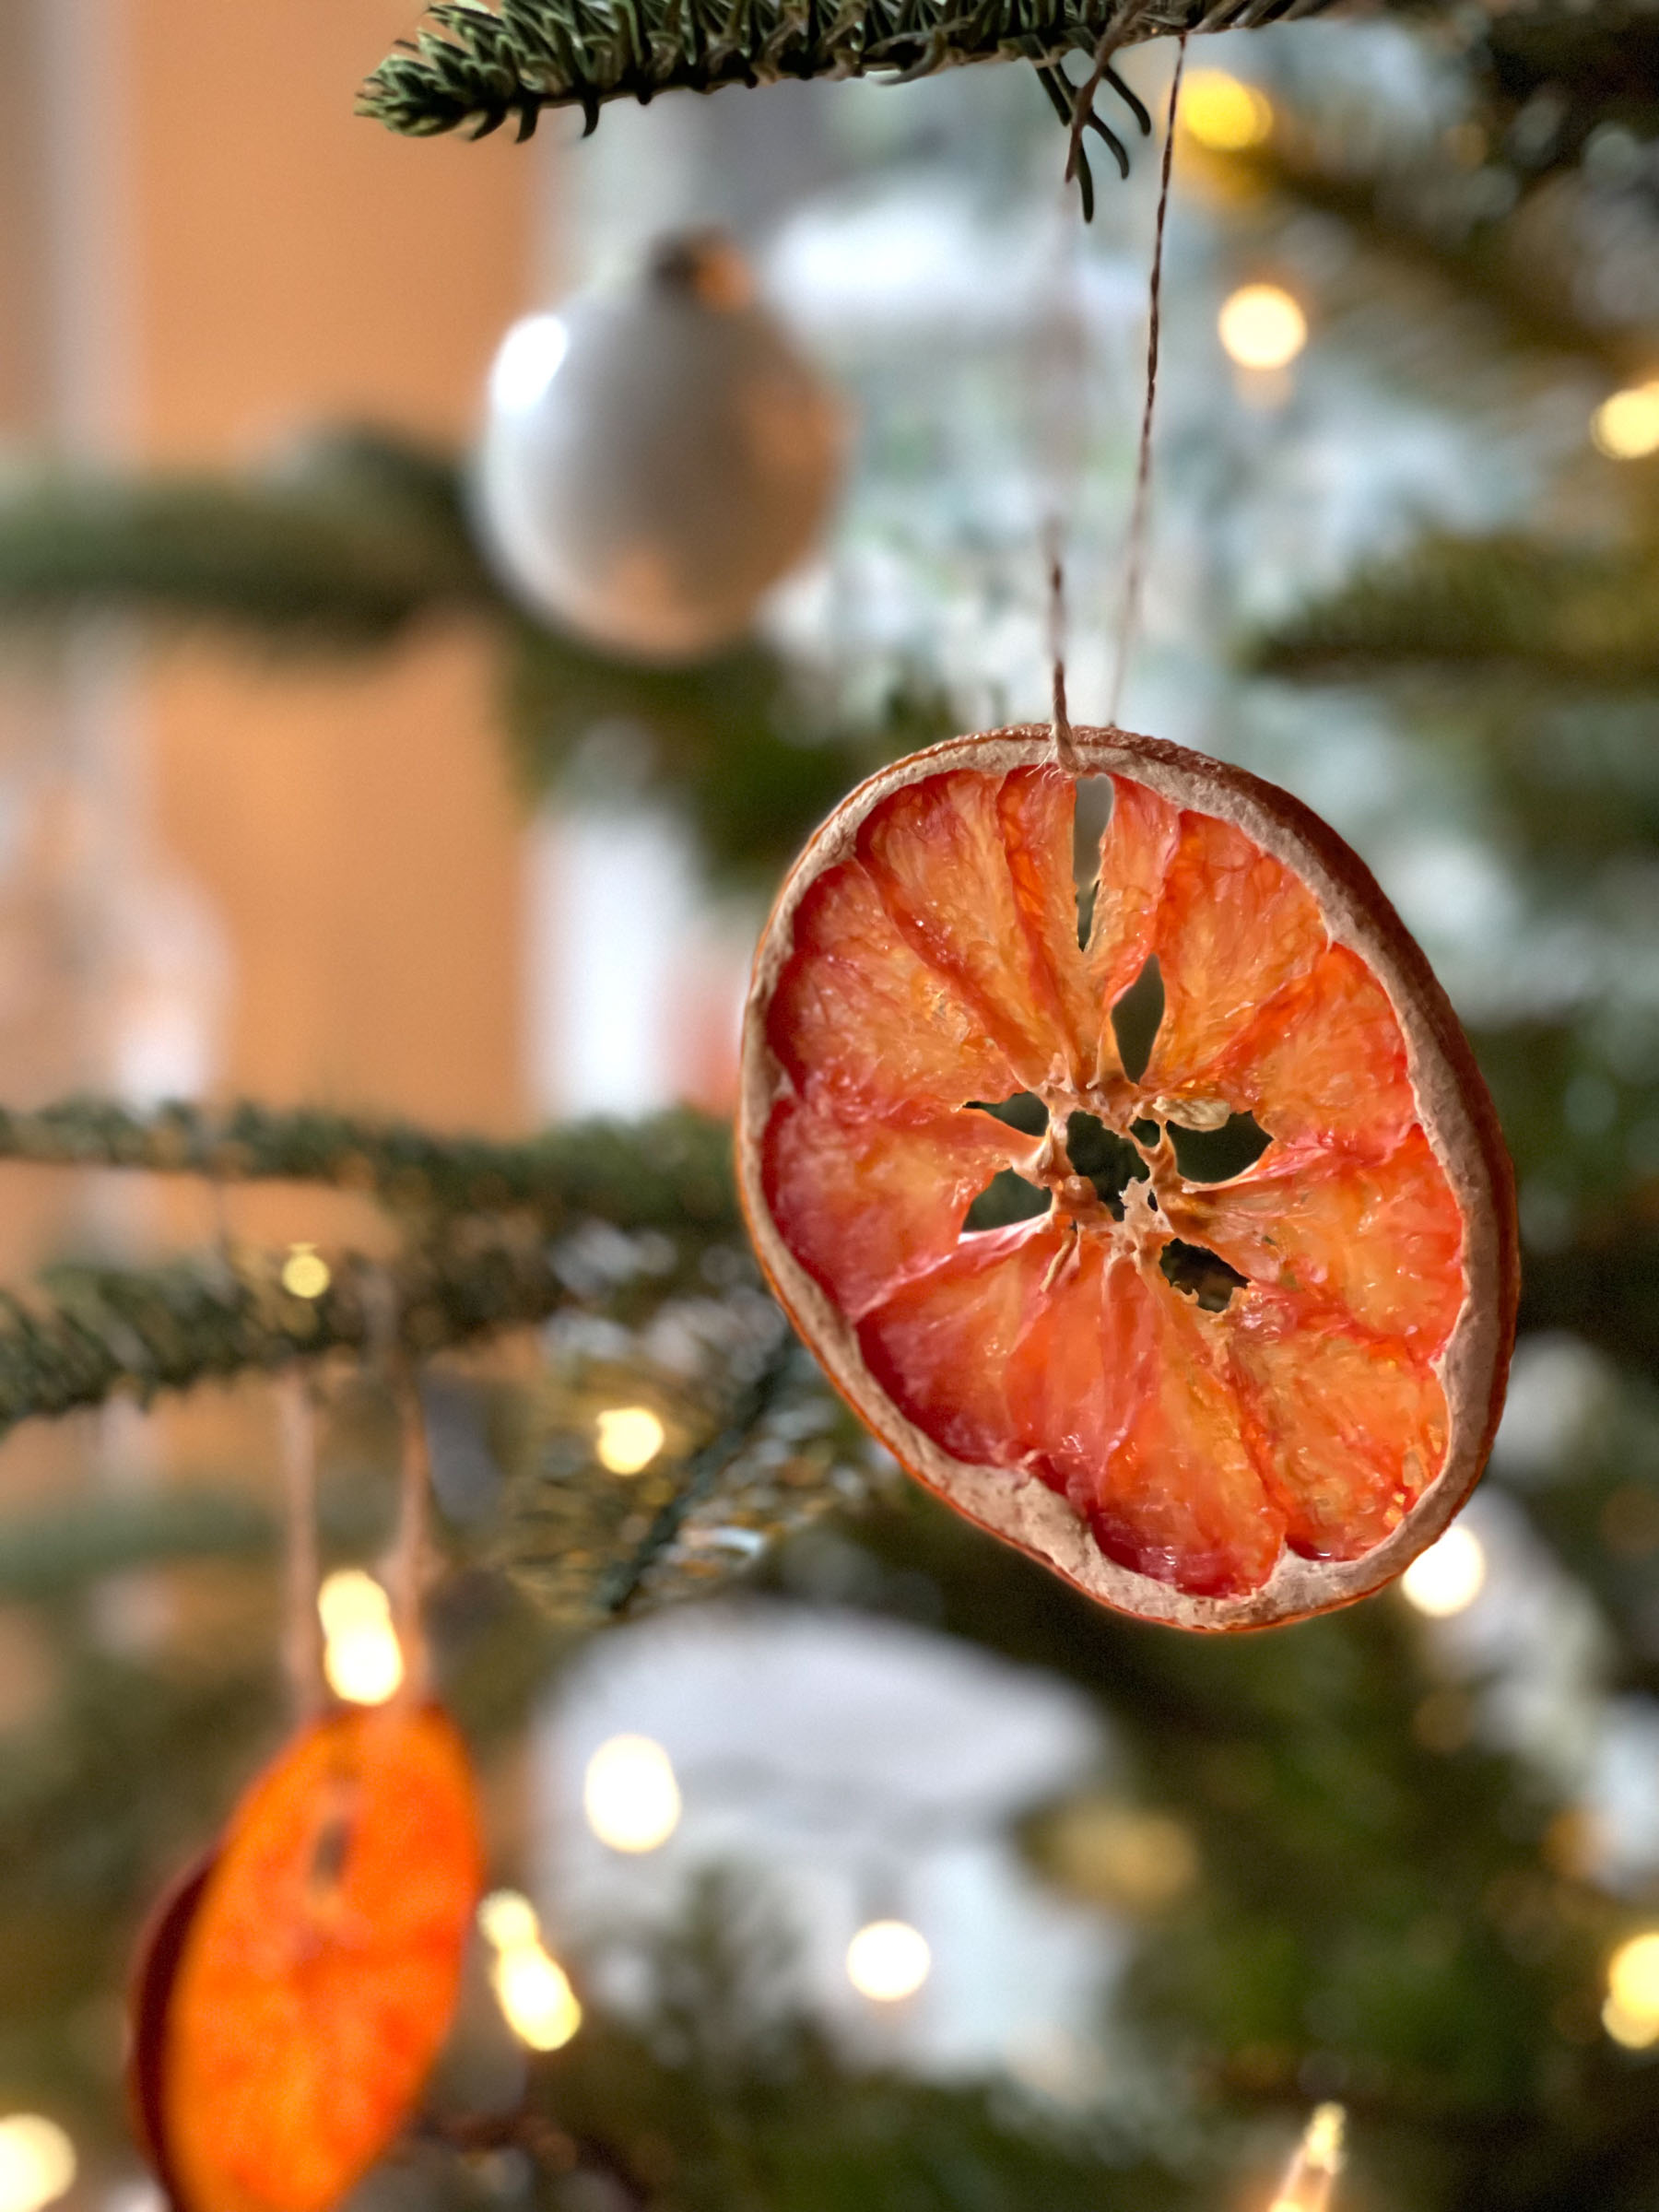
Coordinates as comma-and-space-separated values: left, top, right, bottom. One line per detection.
1106, 33, 1186, 727
359, 1269, 433, 1701
276, 1368, 324, 1718
1046, 515, 1078, 771
386, 1355, 434, 1702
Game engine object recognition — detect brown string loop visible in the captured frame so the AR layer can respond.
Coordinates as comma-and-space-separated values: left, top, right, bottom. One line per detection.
276, 1369, 324, 1718
1046, 519, 1079, 772
386, 1359, 433, 1701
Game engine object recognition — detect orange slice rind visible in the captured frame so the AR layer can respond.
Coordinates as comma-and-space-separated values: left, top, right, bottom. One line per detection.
738, 726, 1518, 1631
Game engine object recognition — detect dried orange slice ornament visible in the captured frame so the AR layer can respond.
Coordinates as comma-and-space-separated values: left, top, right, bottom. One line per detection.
129, 1703, 483, 2212
738, 727, 1519, 1629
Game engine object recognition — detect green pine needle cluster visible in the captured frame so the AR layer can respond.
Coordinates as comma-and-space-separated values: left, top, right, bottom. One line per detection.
1253, 535, 1659, 686
359, 0, 1343, 213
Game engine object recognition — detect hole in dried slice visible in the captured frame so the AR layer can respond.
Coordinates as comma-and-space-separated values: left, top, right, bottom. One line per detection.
1111, 956, 1164, 1081
965, 1169, 1051, 1232
1065, 1110, 1147, 1218
740, 725, 1518, 1630
969, 1090, 1049, 1137
1167, 1112, 1272, 1184
1160, 1238, 1250, 1312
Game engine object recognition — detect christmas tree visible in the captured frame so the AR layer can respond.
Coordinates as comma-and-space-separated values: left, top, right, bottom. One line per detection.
1, 7, 1657, 2211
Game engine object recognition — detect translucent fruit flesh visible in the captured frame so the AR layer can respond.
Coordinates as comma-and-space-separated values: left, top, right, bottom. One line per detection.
159, 1704, 483, 2212
759, 764, 1466, 1602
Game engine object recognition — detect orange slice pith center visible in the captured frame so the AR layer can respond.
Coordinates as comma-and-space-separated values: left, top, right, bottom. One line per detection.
758, 759, 1468, 1603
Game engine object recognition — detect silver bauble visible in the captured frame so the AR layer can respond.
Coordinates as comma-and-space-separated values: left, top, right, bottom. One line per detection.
477, 233, 846, 662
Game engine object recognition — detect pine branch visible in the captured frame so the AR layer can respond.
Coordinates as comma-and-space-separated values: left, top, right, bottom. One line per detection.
1227, 131, 1641, 381
1250, 533, 1659, 683
0, 431, 491, 649
359, 0, 1343, 159
0, 1098, 738, 1234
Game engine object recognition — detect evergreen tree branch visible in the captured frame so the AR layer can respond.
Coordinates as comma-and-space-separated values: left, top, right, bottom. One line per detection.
0, 1098, 737, 1234
0, 1237, 567, 1429
0, 432, 492, 650
359, 0, 1343, 151
0, 1191, 745, 1434
1228, 132, 1641, 380
1249, 532, 1659, 683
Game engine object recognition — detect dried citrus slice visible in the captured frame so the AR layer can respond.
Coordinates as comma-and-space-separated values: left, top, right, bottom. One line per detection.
131, 1702, 483, 2212
738, 727, 1518, 1630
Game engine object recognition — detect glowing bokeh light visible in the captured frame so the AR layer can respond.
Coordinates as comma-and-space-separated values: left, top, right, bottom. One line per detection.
478, 1888, 541, 1953
1606, 1932, 1659, 2046
494, 1945, 582, 2051
488, 313, 571, 417
846, 1919, 931, 2003
1401, 1524, 1487, 1618
594, 1406, 666, 1476
1218, 283, 1308, 371
0, 2116, 76, 2212
582, 1734, 682, 1852
280, 1243, 331, 1300
478, 1890, 582, 2051
317, 1569, 405, 1706
1592, 381, 1659, 460
1182, 70, 1272, 153
1267, 2101, 1345, 2212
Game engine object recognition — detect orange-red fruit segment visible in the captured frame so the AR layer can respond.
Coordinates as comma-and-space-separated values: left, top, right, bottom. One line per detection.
739, 727, 1519, 1631
136, 1703, 484, 2212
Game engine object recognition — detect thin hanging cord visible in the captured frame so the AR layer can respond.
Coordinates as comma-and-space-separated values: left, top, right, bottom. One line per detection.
276, 1369, 324, 1717
387, 1359, 432, 1700
1107, 34, 1185, 727
1046, 516, 1077, 770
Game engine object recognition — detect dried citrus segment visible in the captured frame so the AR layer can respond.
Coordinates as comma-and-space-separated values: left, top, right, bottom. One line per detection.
1006, 1241, 1152, 1501
763, 1098, 1029, 1318
1145, 809, 1325, 1097
151, 1703, 483, 2212
860, 1221, 1061, 1468
1206, 944, 1417, 1157
767, 858, 1016, 1121
997, 766, 1100, 1084
1090, 1271, 1284, 1598
857, 769, 1065, 1088
1230, 1295, 1449, 1561
1084, 773, 1179, 1078
739, 726, 1518, 1631
1169, 1128, 1464, 1347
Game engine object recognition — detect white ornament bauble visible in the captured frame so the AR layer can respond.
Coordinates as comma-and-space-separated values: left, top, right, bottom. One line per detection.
477, 232, 846, 662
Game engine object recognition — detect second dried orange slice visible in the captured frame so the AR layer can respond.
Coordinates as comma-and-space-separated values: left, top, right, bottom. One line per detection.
738, 727, 1517, 1630
135, 1702, 484, 2212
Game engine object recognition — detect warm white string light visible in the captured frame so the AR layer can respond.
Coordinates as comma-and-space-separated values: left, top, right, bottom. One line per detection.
1182, 70, 1273, 152
1400, 1525, 1487, 1618
1604, 1931, 1659, 2048
846, 1919, 931, 2003
1268, 2102, 1345, 2212
317, 1569, 405, 1705
582, 1735, 682, 1853
1218, 283, 1308, 371
478, 1890, 582, 2051
1592, 380, 1659, 461
594, 1406, 666, 1476
280, 1242, 331, 1300
0, 2117, 76, 2212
